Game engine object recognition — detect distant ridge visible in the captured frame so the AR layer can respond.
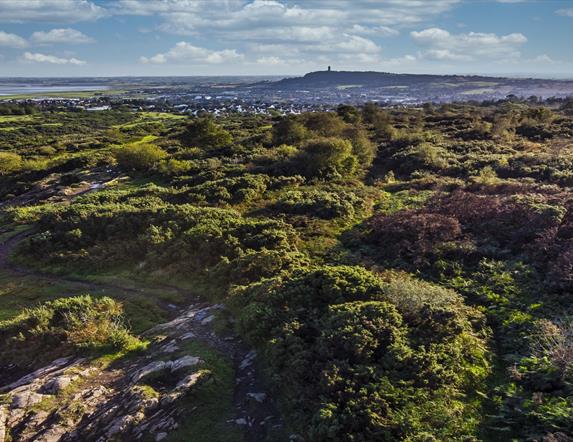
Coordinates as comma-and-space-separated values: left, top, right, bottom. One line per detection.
266, 70, 511, 90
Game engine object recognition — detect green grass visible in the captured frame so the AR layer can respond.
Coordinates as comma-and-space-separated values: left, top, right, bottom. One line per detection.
0, 254, 179, 332
165, 341, 242, 442
0, 115, 35, 123
375, 188, 435, 215
0, 222, 184, 331
113, 111, 186, 129
140, 111, 186, 120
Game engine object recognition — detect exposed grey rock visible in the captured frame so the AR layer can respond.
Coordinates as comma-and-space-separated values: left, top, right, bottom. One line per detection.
160, 340, 179, 353
175, 371, 208, 392
43, 375, 73, 394
247, 392, 267, 403
1, 357, 73, 392
170, 356, 201, 372
130, 361, 167, 384
11, 391, 47, 409
200, 315, 215, 325
0, 301, 282, 441
35, 425, 69, 442
239, 350, 257, 370
179, 331, 196, 340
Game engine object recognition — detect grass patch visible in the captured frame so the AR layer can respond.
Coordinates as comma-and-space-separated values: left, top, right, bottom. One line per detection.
166, 341, 242, 442
0, 115, 35, 123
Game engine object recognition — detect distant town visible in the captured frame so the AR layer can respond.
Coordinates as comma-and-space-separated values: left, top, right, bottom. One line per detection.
2, 70, 573, 115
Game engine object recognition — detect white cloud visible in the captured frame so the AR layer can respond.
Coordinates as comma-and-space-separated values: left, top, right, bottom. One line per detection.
112, 0, 205, 15
425, 49, 470, 61
117, 0, 460, 69
530, 54, 555, 64
556, 8, 573, 18
140, 42, 244, 64
114, 0, 459, 36
349, 24, 399, 37
0, 31, 28, 48
118, 0, 460, 37
23, 51, 86, 65
411, 27, 527, 61
0, 0, 106, 23
335, 35, 380, 53
256, 56, 285, 65
411, 27, 451, 42
31, 28, 94, 44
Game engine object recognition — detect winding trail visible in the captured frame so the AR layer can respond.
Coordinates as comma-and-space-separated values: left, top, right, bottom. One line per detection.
0, 230, 284, 442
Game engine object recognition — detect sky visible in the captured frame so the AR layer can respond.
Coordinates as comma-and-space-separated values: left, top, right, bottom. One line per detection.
0, 0, 572, 77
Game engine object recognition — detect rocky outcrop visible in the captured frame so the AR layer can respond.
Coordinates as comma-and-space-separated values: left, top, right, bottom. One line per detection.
0, 303, 283, 441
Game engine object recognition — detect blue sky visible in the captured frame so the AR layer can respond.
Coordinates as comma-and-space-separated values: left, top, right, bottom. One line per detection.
0, 0, 572, 77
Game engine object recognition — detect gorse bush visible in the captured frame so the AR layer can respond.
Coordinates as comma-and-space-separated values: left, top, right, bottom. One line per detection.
302, 112, 347, 138
296, 137, 357, 179
22, 196, 301, 295
0, 152, 23, 175
181, 116, 233, 150
114, 142, 167, 171
233, 266, 490, 441
272, 117, 308, 145
0, 295, 141, 371
4, 100, 573, 441
184, 174, 270, 205
274, 189, 364, 219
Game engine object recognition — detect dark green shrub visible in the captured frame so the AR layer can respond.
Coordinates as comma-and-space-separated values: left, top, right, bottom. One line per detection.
181, 116, 232, 150
275, 189, 363, 219
234, 266, 490, 441
272, 117, 308, 145
114, 143, 167, 171
296, 137, 357, 179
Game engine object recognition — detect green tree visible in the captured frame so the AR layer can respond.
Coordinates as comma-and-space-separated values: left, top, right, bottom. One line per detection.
114, 143, 167, 171
336, 104, 361, 124
303, 112, 346, 137
272, 117, 308, 145
343, 127, 377, 169
297, 137, 357, 179
181, 116, 233, 149
362, 102, 395, 139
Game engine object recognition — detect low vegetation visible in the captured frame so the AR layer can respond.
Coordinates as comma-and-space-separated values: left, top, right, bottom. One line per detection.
0, 295, 142, 371
2, 97, 573, 440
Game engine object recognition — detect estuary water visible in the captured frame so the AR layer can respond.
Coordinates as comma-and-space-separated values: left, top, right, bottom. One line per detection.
0, 85, 109, 96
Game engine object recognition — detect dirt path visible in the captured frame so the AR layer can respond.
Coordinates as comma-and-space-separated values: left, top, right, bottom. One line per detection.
0, 229, 183, 312
0, 232, 285, 442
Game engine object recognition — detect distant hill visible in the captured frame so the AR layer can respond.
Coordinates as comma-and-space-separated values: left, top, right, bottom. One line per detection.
265, 70, 508, 90
254, 69, 573, 102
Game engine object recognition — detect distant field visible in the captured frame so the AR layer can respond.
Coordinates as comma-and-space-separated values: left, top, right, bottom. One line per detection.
464, 81, 500, 87
461, 88, 497, 95
336, 84, 363, 90
0, 89, 128, 100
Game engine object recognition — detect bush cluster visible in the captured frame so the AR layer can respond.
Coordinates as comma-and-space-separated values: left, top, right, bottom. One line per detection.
233, 266, 490, 441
